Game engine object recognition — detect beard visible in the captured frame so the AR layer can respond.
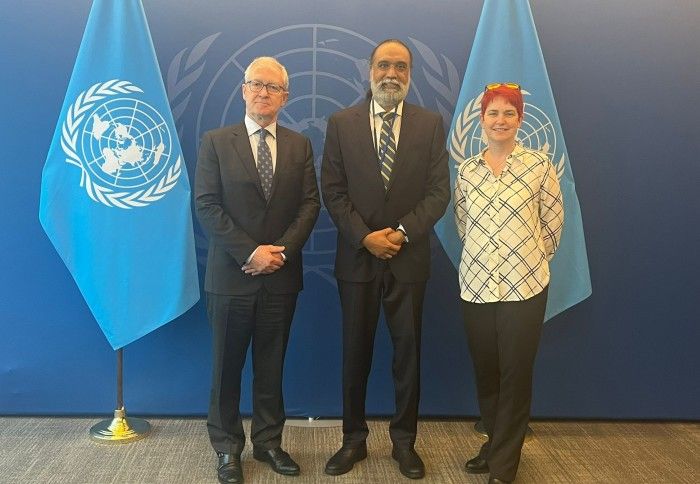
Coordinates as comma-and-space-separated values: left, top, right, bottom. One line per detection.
370, 77, 409, 108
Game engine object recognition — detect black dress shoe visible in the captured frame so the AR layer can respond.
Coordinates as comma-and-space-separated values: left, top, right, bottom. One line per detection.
216, 452, 243, 484
391, 447, 425, 479
324, 443, 368, 475
465, 454, 489, 474
488, 478, 511, 483
253, 447, 300, 476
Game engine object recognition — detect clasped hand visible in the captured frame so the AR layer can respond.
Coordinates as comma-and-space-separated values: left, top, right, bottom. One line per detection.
242, 245, 285, 276
362, 228, 405, 259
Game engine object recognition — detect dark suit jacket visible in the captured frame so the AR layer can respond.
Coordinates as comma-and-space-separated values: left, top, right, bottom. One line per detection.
195, 122, 320, 295
321, 101, 450, 283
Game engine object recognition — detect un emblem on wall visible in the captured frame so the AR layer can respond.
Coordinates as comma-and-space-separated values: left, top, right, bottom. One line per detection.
449, 91, 566, 178
187, 25, 385, 284
168, 26, 455, 281
61, 79, 182, 209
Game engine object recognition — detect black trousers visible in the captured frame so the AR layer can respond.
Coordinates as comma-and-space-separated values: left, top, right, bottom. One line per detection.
338, 267, 426, 448
206, 289, 297, 455
462, 287, 548, 482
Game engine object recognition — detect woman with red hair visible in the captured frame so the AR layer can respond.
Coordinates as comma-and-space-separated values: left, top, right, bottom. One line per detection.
454, 83, 564, 483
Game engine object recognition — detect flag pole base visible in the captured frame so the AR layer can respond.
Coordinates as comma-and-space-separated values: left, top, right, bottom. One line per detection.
474, 420, 533, 442
89, 407, 150, 443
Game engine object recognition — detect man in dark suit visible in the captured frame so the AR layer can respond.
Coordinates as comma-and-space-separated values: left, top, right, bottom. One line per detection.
195, 57, 320, 484
321, 39, 450, 480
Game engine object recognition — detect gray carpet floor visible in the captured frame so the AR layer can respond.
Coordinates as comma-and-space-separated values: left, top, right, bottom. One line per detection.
0, 417, 698, 483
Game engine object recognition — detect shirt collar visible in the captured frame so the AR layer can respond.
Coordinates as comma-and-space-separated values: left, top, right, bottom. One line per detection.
371, 99, 403, 118
244, 115, 277, 139
468, 142, 525, 172
509, 143, 528, 161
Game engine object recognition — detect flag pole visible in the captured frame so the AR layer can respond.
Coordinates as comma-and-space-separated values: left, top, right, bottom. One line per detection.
89, 348, 151, 443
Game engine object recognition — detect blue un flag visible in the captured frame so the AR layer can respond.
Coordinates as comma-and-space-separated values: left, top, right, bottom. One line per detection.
39, 0, 200, 349
434, 0, 592, 320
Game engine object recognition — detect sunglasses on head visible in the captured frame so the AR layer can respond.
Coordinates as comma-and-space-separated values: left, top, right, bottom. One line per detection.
484, 82, 521, 91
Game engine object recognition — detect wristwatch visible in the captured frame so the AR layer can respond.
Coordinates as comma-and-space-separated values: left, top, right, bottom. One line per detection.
396, 224, 409, 243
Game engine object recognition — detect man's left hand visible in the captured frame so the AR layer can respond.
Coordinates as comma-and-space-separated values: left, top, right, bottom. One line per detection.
242, 245, 285, 276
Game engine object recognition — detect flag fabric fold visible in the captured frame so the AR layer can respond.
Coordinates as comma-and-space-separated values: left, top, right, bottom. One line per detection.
435, 0, 591, 320
39, 0, 200, 349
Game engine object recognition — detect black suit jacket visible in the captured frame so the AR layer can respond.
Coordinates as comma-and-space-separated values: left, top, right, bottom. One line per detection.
321, 101, 449, 283
195, 122, 320, 295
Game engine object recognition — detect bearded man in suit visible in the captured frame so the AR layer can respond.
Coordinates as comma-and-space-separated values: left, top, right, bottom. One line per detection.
195, 56, 320, 484
321, 39, 450, 480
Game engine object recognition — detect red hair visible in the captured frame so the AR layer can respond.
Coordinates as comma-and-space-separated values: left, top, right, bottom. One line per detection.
480, 85, 524, 119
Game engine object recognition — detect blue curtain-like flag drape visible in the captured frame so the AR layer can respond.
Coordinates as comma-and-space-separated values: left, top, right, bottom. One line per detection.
39, 0, 200, 349
434, 0, 592, 320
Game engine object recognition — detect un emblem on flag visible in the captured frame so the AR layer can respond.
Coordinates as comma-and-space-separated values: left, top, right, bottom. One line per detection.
61, 79, 183, 209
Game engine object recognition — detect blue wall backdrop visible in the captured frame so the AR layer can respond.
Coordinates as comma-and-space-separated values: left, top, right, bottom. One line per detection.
1, 0, 699, 419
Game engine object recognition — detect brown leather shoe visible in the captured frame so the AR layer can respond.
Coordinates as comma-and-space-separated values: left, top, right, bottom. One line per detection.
324, 443, 368, 475
253, 447, 300, 476
216, 452, 243, 484
392, 446, 425, 479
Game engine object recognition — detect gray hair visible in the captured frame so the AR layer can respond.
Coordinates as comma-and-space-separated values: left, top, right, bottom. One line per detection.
244, 56, 289, 90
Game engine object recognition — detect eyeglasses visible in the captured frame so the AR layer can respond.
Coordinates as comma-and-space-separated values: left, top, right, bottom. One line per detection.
485, 82, 521, 91
244, 80, 287, 94
373, 61, 410, 73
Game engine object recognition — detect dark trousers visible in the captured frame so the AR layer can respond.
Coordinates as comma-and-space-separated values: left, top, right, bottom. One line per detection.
338, 267, 426, 448
206, 289, 297, 455
462, 287, 548, 482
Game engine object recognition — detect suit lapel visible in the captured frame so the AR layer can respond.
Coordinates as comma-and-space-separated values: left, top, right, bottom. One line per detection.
268, 127, 288, 202
354, 103, 385, 193
387, 102, 416, 193
229, 122, 265, 200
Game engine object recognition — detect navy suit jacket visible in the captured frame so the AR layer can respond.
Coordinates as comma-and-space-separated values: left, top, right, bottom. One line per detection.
321, 101, 450, 283
195, 122, 320, 295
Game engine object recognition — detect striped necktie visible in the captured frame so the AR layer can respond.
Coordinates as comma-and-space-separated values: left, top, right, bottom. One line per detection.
257, 128, 273, 200
378, 111, 397, 189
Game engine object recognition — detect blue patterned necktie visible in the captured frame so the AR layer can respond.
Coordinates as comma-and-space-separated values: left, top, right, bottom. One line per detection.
257, 128, 273, 200
378, 111, 397, 189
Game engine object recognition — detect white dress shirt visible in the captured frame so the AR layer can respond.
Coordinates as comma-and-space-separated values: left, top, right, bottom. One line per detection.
245, 115, 278, 172
454, 144, 564, 303
369, 99, 403, 153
